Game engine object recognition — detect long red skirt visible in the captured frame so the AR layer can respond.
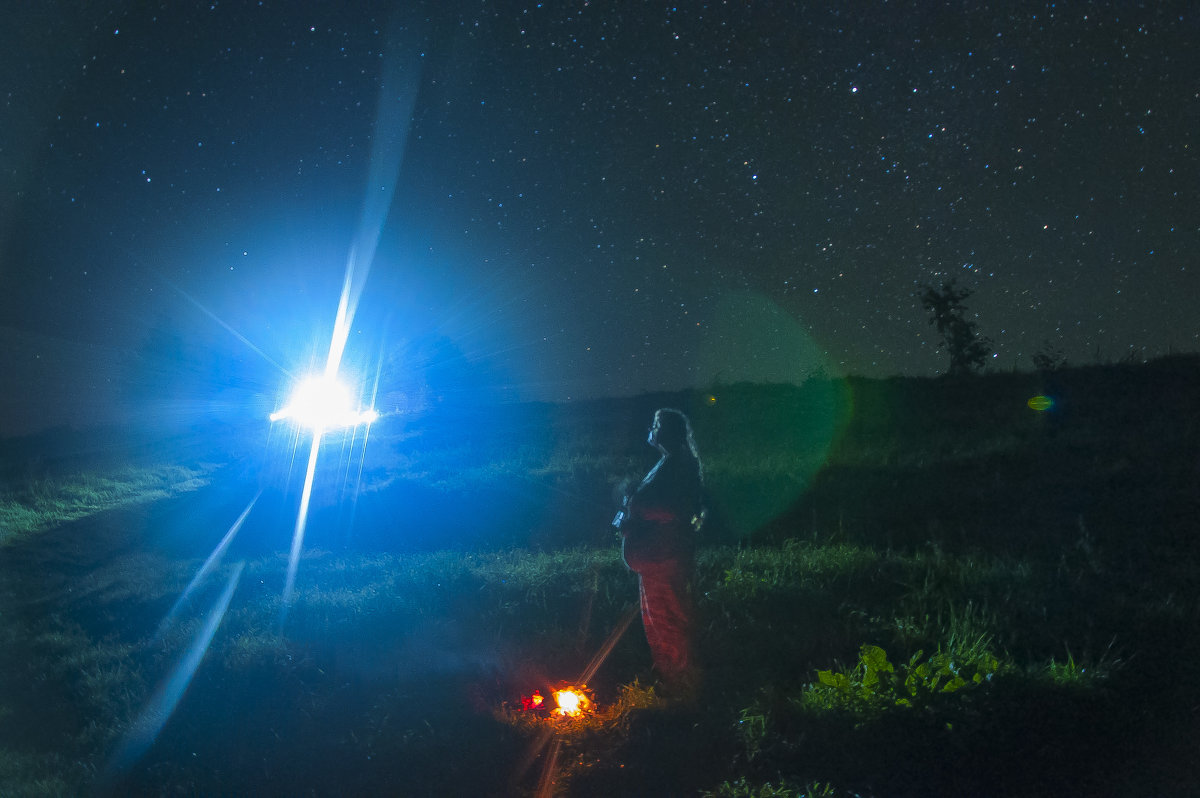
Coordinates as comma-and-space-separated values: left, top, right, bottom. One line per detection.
636, 558, 693, 680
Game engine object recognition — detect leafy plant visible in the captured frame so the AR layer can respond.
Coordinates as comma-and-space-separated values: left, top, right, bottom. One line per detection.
703, 776, 836, 797
735, 704, 771, 762
805, 644, 999, 716
1045, 642, 1121, 687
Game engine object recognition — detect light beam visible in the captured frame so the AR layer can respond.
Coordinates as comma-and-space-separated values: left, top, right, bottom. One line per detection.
107, 561, 244, 775
154, 492, 260, 642
270, 17, 421, 433
274, 21, 421, 620
281, 430, 322, 621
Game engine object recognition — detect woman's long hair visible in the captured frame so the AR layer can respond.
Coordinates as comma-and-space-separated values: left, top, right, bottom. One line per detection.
654, 408, 703, 483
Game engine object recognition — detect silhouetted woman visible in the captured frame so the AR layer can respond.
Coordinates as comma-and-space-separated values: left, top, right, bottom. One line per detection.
617, 408, 705, 685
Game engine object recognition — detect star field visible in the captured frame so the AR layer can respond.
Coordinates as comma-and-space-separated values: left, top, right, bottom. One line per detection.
1, 1, 1197, 432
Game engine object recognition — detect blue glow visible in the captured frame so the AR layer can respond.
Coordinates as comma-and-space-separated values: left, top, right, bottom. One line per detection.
274, 32, 421, 620
281, 432, 322, 620
154, 492, 260, 642
270, 374, 378, 431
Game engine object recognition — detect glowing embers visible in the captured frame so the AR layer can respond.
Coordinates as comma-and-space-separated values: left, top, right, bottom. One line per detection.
514, 684, 595, 720
501, 679, 660, 791
551, 687, 592, 718
520, 690, 545, 711
270, 373, 378, 431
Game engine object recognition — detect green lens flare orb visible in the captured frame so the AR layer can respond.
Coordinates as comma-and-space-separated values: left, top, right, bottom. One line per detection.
1027, 395, 1054, 412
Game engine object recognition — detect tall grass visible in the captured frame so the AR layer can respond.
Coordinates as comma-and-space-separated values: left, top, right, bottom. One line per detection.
0, 463, 217, 545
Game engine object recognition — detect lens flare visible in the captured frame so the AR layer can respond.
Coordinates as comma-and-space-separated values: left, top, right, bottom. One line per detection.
154, 492, 260, 642
271, 374, 378, 431
107, 561, 244, 775
275, 16, 420, 623
1027, 395, 1055, 412
281, 430, 322, 619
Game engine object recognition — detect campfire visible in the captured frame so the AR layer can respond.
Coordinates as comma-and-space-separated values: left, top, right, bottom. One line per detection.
501, 679, 660, 795
551, 687, 591, 717
516, 684, 594, 719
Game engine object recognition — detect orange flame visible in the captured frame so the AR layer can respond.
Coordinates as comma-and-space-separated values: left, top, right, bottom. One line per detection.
552, 687, 591, 717
520, 690, 545, 711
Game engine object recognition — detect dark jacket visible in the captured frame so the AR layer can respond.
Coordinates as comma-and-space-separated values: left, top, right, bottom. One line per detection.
621, 453, 703, 569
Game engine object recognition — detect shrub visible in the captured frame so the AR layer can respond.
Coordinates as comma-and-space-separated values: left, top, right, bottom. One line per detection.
803, 643, 1000, 716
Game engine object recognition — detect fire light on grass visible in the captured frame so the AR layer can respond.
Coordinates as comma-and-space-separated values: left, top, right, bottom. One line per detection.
513, 685, 595, 720
502, 680, 659, 794
501, 605, 646, 790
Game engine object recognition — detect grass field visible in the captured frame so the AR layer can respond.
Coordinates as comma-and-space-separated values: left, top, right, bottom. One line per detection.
1, 357, 1198, 796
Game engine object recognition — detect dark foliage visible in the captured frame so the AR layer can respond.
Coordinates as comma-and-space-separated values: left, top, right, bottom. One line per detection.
920, 280, 993, 375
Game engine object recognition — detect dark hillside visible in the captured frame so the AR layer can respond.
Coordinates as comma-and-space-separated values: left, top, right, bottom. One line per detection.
758, 356, 1200, 560
6, 356, 1195, 558
500, 355, 1200, 558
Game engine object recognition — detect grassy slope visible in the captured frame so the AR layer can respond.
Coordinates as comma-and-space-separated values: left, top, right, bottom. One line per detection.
0, 464, 217, 545
1, 356, 1198, 796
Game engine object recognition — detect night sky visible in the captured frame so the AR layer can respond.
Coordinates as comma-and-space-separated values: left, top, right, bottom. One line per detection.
3, 2, 1197, 435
